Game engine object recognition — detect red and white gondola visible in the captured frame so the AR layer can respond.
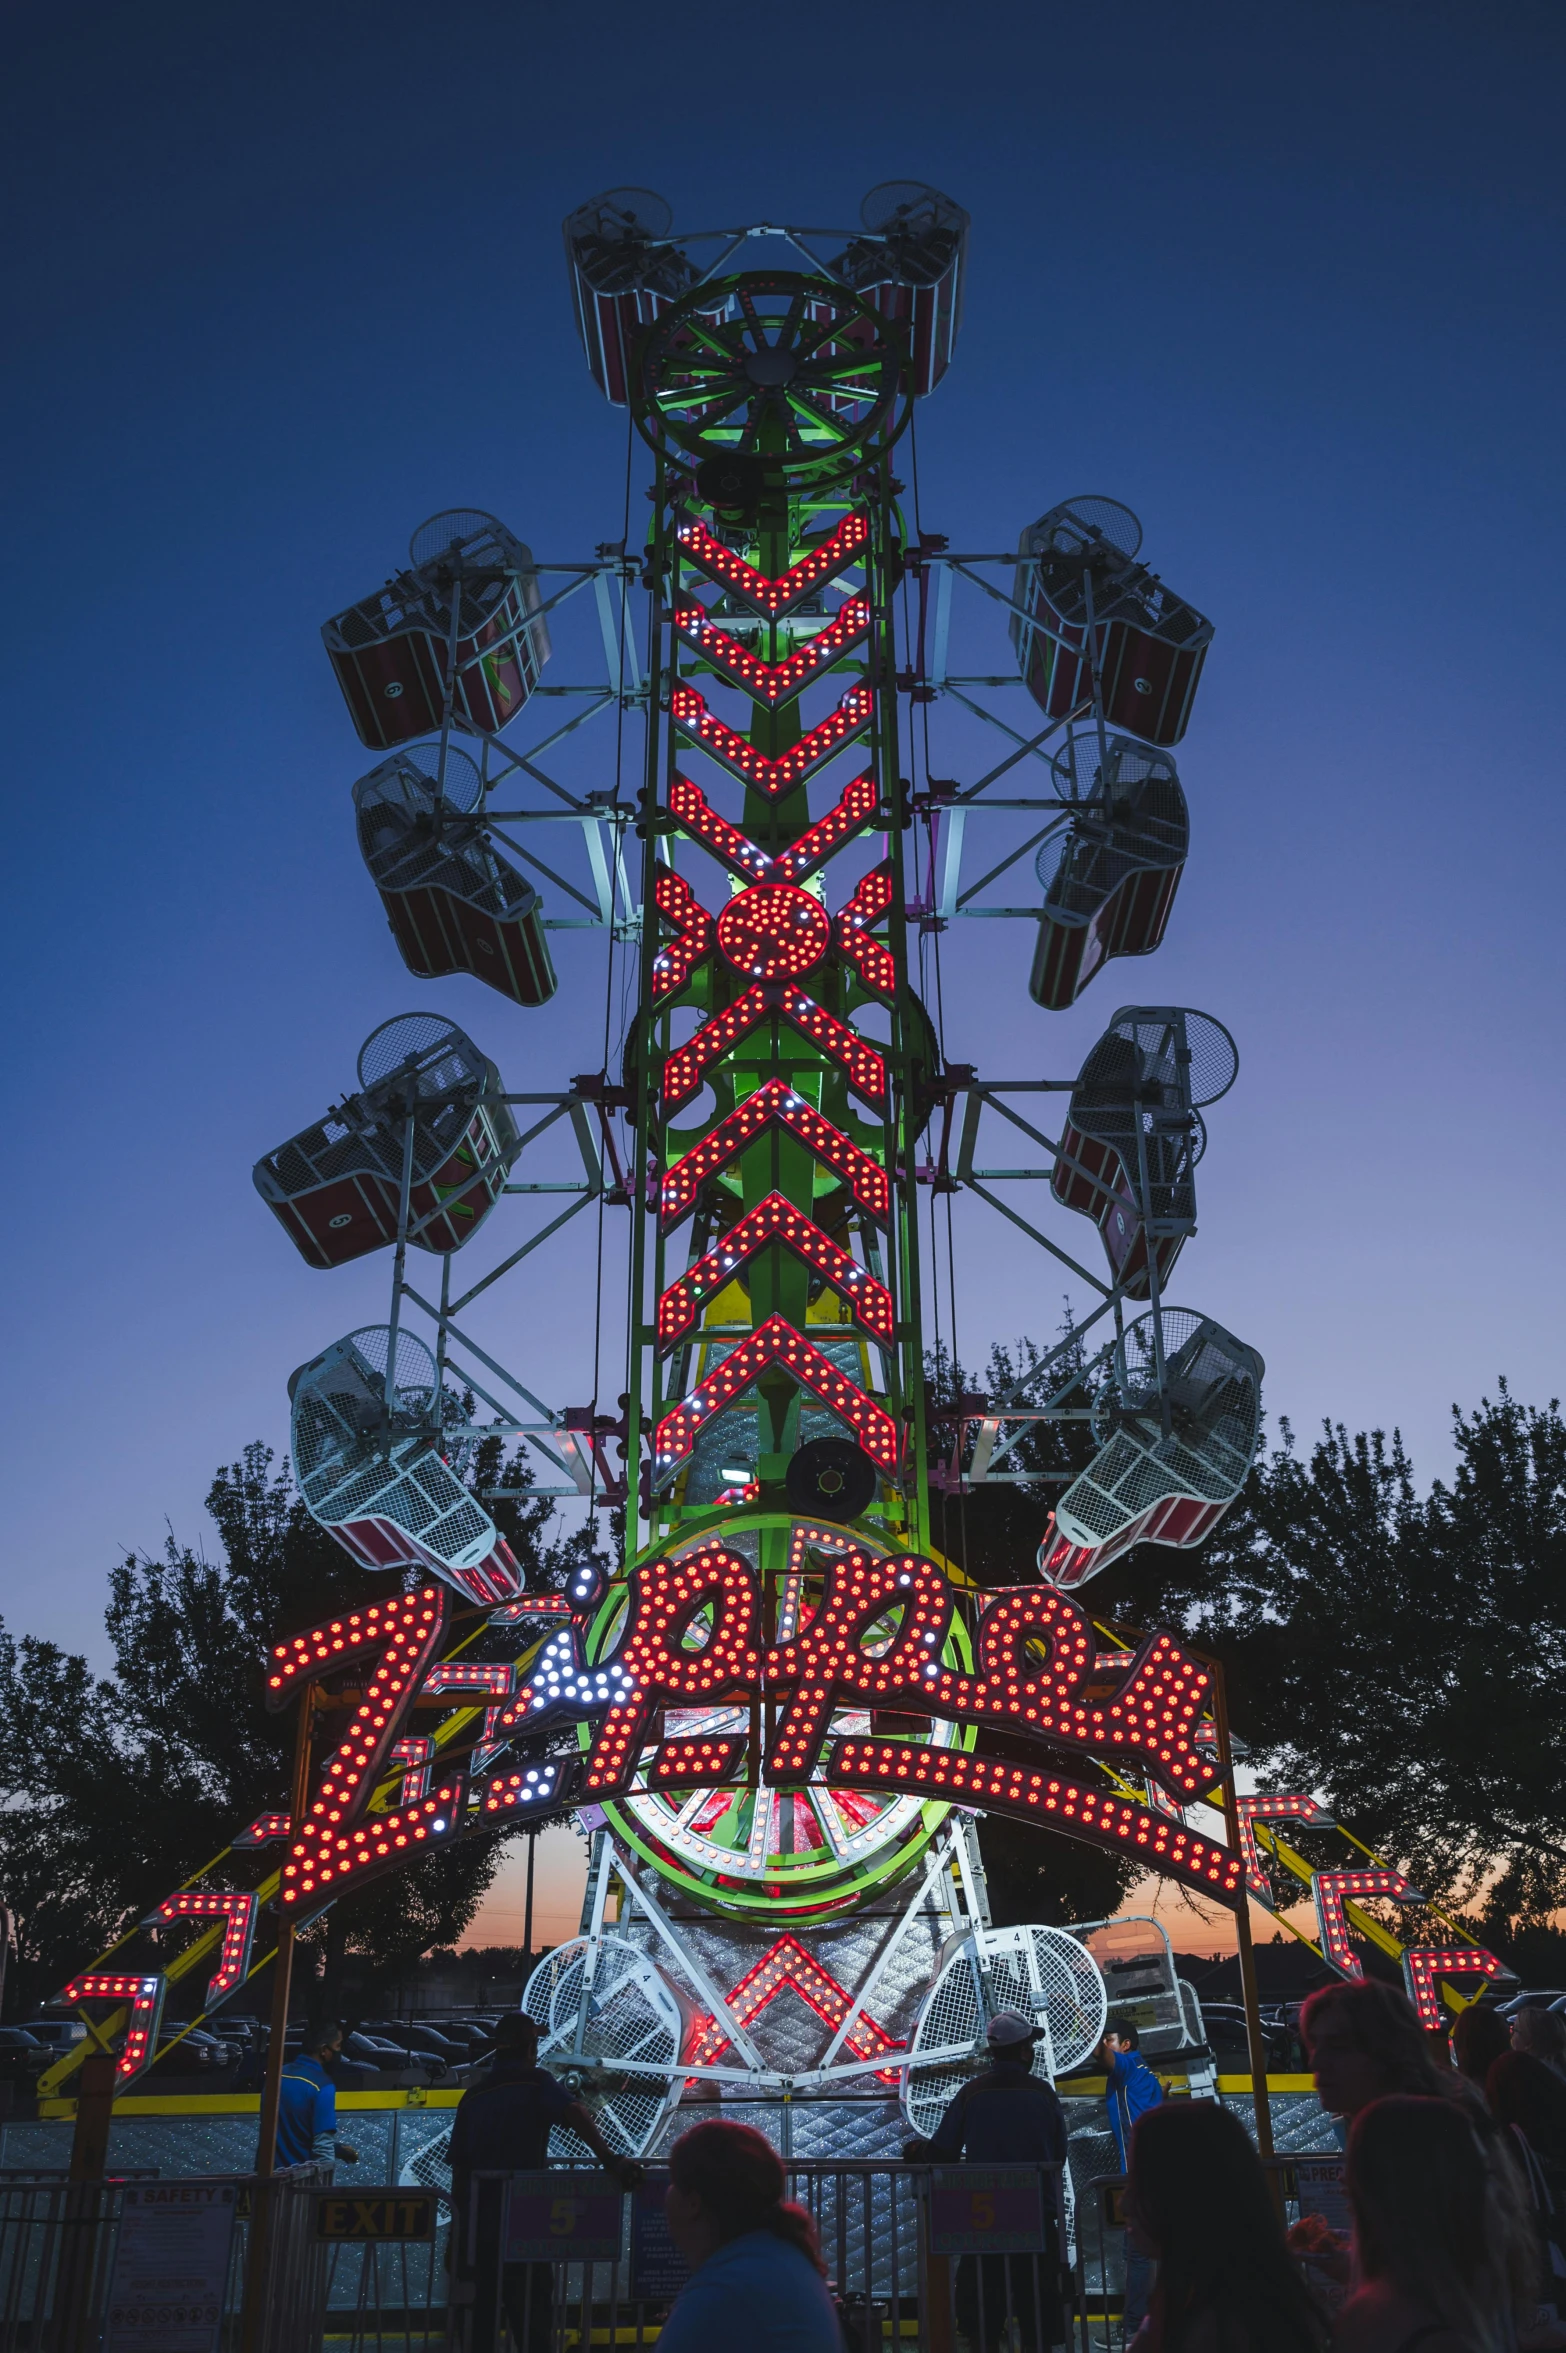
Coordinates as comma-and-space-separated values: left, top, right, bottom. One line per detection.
1011, 496, 1212, 747
354, 743, 557, 1007
1030, 735, 1189, 1010
254, 1013, 519, 1270
323, 510, 550, 751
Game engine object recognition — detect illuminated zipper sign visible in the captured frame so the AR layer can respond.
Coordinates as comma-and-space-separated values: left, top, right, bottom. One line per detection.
653, 1313, 900, 1475
686, 1930, 902, 2082
1311, 1867, 1419, 1981
1234, 1793, 1336, 1903
58, 1971, 167, 2084
670, 772, 879, 884
652, 867, 715, 1000
268, 1587, 458, 1910
140, 1890, 258, 2009
830, 1743, 1244, 1902
528, 1550, 1237, 1890
656, 1190, 893, 1348
835, 864, 896, 996
662, 984, 887, 1112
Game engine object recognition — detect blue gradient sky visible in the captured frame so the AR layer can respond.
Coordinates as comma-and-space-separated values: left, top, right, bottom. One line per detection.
3, 0, 1562, 1964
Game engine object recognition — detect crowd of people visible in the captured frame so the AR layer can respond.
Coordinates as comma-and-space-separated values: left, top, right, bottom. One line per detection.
288, 1975, 1566, 2351
1121, 1979, 1566, 2353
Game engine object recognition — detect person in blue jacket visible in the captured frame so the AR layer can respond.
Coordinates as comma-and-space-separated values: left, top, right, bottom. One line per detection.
1101, 2019, 1163, 2333
275, 2020, 360, 2171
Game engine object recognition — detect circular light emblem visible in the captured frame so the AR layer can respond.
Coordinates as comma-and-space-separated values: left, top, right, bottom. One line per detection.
715, 882, 829, 980
584, 1516, 975, 1924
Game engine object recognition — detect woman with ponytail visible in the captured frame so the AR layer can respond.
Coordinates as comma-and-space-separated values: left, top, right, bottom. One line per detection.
657, 2119, 842, 2352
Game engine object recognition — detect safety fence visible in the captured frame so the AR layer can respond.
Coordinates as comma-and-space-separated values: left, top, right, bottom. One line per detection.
0, 2165, 329, 2352
0, 2150, 1345, 2348
334, 2159, 1077, 2352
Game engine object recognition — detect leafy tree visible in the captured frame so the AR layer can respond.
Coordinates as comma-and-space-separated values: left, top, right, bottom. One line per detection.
1122, 1385, 1566, 1938
0, 1440, 602, 2018
929, 1341, 1566, 1953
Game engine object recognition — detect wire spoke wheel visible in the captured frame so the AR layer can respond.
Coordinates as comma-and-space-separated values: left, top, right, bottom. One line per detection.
582, 1516, 975, 1921
634, 271, 909, 486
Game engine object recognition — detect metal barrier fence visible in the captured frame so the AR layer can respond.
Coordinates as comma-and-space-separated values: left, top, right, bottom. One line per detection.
419, 2160, 1076, 2353
0, 2166, 329, 2352
0, 2151, 1341, 2348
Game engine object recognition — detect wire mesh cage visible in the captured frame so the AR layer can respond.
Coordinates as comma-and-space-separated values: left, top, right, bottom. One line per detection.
1037, 1307, 1263, 1589
288, 1324, 524, 1603
322, 511, 551, 751
1072, 1915, 1210, 2064
563, 187, 697, 406
353, 742, 558, 1006
1030, 735, 1190, 1009
1010, 496, 1213, 748
832, 181, 971, 399
521, 1935, 686, 2156
253, 1012, 520, 1269
902, 1925, 1108, 2140
1051, 1006, 1236, 1297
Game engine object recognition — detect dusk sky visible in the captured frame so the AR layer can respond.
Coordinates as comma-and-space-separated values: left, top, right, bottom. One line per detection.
4, 4, 1562, 1948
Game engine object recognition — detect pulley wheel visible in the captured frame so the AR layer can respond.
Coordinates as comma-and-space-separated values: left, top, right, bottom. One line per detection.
635, 271, 907, 488
785, 1438, 878, 1521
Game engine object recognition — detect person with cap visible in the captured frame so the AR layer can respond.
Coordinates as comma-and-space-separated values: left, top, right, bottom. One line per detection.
449, 2012, 643, 2353
1100, 2019, 1164, 2335
275, 2021, 360, 2172
904, 2009, 1068, 2350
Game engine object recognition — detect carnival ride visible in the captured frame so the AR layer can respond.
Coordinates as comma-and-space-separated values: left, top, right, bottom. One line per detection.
46, 183, 1508, 2156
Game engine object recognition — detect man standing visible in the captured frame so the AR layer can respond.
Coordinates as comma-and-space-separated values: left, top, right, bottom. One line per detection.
1101, 2020, 1163, 2334
275, 2019, 360, 2171
449, 2012, 642, 2353
905, 2010, 1068, 2351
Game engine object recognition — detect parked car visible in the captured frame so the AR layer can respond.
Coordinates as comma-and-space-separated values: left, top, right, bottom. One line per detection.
432, 2021, 493, 2055
149, 2027, 224, 2073
0, 2028, 51, 2082
1195, 2004, 1293, 2068
1259, 2006, 1308, 2069
25, 2020, 87, 2055
187, 2027, 238, 2068
341, 2031, 438, 2082
360, 2021, 462, 2073
1499, 1990, 1566, 2018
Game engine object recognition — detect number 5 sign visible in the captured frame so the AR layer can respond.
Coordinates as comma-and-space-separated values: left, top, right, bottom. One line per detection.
504, 2173, 625, 2263
927, 2167, 1055, 2256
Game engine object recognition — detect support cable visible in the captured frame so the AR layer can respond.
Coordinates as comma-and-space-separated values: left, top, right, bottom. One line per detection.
585, 409, 636, 1535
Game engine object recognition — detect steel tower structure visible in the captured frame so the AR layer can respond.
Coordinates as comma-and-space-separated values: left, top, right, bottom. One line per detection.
257, 186, 1263, 2156
37, 186, 1516, 2202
